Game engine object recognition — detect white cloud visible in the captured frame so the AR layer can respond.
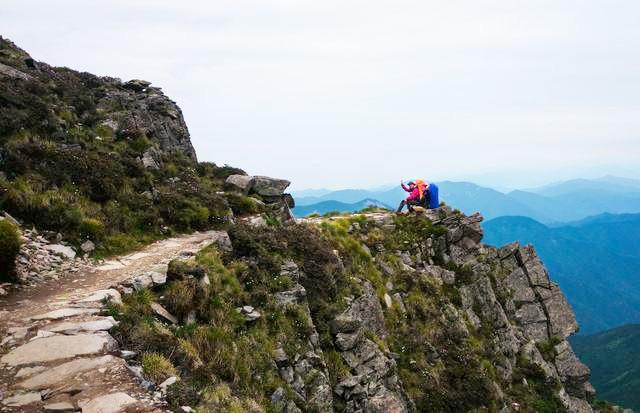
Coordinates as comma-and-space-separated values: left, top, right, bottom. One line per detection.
2, 0, 640, 189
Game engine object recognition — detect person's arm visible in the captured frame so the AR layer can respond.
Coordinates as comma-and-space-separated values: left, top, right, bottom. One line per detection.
401, 181, 410, 192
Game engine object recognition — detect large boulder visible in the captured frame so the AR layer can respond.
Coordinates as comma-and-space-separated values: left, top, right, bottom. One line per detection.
225, 174, 255, 195
252, 176, 291, 196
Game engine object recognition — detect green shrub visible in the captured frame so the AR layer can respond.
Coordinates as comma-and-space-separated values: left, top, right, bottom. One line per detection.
0, 220, 21, 281
142, 352, 179, 383
79, 218, 105, 241
131, 134, 152, 153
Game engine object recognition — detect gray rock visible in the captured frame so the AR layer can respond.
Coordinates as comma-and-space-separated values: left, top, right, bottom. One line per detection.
47, 317, 118, 334
330, 315, 362, 334
45, 244, 76, 259
150, 302, 179, 324
274, 284, 307, 306
367, 388, 408, 413
252, 176, 291, 196
159, 376, 178, 392
1, 334, 117, 366
44, 401, 76, 411
81, 392, 137, 413
335, 331, 363, 351
80, 240, 96, 253
78, 289, 122, 305
150, 271, 167, 285
504, 268, 536, 303
131, 273, 154, 290
542, 284, 578, 338
30, 308, 100, 320
2, 392, 40, 407
225, 175, 255, 195
518, 246, 551, 288
0, 62, 33, 81
515, 303, 549, 342
141, 150, 160, 169
554, 340, 591, 397
344, 282, 386, 337
245, 310, 261, 322
211, 230, 233, 253
271, 387, 286, 404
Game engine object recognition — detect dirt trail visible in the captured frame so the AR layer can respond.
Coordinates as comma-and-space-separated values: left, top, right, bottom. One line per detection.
0, 230, 222, 412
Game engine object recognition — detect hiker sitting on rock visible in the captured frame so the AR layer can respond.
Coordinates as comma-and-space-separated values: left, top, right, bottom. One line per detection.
397, 180, 428, 213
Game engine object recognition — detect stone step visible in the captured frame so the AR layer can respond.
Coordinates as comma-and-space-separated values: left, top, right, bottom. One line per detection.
1, 333, 117, 366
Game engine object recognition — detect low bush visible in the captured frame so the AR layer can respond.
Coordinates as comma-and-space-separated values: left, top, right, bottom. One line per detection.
142, 352, 179, 383
0, 220, 21, 281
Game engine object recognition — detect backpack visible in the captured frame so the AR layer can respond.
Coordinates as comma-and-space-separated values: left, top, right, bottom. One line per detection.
428, 183, 439, 209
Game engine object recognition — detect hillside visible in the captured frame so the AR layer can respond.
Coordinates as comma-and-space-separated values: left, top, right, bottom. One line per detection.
0, 36, 271, 261
483, 214, 640, 334
572, 324, 640, 411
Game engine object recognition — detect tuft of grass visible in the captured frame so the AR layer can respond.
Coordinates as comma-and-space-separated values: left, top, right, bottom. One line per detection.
142, 352, 179, 383
0, 220, 22, 282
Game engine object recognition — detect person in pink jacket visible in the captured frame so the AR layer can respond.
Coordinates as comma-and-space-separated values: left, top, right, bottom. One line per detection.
396, 180, 422, 213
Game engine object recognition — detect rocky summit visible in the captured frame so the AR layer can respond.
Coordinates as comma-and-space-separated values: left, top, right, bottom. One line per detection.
0, 38, 613, 413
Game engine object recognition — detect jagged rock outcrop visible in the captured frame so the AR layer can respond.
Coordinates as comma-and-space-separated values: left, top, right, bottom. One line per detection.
301, 207, 595, 412
332, 282, 411, 413
226, 174, 296, 223
0, 37, 196, 160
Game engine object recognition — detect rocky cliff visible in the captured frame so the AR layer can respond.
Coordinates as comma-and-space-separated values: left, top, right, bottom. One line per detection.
0, 37, 195, 160
98, 205, 598, 413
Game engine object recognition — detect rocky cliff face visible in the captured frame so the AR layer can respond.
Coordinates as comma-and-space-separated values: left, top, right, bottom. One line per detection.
0, 37, 196, 160
102, 203, 597, 413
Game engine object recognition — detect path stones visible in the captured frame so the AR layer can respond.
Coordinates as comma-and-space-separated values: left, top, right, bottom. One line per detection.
47, 317, 118, 334
96, 260, 126, 271
81, 392, 137, 413
1, 333, 117, 366
78, 289, 122, 305
15, 365, 47, 378
44, 401, 75, 411
30, 307, 100, 320
2, 391, 41, 407
18, 356, 119, 390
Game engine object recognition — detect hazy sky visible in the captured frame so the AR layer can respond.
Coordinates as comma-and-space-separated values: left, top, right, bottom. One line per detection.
3, 0, 640, 190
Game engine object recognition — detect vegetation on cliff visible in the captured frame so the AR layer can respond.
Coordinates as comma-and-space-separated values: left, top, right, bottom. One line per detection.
108, 210, 592, 412
0, 37, 257, 257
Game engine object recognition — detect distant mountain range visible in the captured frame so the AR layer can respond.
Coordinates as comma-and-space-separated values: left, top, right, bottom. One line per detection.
483, 214, 640, 335
292, 199, 390, 217
292, 176, 640, 223
571, 324, 640, 411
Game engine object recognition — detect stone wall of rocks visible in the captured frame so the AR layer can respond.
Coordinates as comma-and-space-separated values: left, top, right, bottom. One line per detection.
0, 213, 85, 295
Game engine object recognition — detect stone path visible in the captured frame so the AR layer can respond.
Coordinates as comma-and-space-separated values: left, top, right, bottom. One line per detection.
0, 231, 226, 412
